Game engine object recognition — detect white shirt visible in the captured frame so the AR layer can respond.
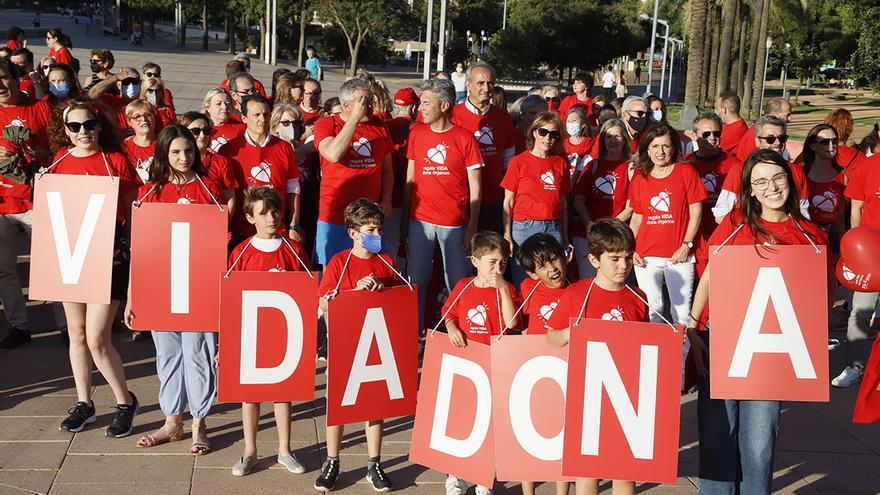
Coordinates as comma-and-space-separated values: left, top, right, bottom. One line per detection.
451, 72, 467, 92
602, 71, 616, 88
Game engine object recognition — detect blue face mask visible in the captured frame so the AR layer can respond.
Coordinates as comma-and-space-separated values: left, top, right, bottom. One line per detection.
360, 232, 383, 254
49, 81, 70, 98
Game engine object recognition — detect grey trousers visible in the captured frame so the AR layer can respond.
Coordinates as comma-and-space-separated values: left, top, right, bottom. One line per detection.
846, 290, 877, 369
0, 212, 31, 330
151, 330, 217, 418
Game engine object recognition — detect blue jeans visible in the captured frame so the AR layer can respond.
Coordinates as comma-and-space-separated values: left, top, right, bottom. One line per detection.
696, 334, 780, 495
455, 91, 467, 104
406, 219, 472, 335
510, 220, 563, 287
315, 221, 352, 266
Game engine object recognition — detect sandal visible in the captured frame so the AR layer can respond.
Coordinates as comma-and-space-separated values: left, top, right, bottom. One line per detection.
136, 421, 183, 447
190, 421, 211, 456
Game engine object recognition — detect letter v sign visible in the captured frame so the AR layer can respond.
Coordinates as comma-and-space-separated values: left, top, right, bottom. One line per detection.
47, 191, 106, 284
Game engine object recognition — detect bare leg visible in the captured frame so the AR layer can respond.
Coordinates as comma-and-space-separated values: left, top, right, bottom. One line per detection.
326, 424, 344, 457
242, 402, 259, 458
274, 402, 291, 456
521, 481, 535, 495
611, 480, 635, 495
578, 478, 599, 495
365, 419, 383, 458
556, 481, 572, 495
84, 301, 130, 404
64, 302, 92, 402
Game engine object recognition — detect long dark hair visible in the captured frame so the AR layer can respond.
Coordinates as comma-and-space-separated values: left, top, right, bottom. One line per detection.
737, 149, 803, 242
801, 123, 842, 174
47, 28, 72, 48
149, 124, 205, 192
634, 123, 682, 176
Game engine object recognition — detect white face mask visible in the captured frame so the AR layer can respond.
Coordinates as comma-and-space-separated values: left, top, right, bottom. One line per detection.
278, 124, 296, 143
123, 83, 140, 99
650, 109, 663, 122
566, 122, 583, 136
456, 67, 463, 73
146, 91, 157, 105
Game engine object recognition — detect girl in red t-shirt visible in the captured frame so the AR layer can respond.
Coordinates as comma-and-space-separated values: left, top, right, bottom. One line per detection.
628, 123, 705, 328
140, 77, 176, 128
502, 112, 570, 286
688, 149, 831, 494
46, 97, 139, 437
571, 118, 633, 279
123, 125, 221, 456
121, 99, 158, 183
178, 111, 239, 215
802, 124, 848, 247
46, 28, 73, 66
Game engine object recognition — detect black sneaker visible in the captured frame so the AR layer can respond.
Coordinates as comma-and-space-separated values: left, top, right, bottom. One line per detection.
105, 392, 139, 438
314, 459, 340, 492
366, 462, 393, 492
59, 401, 96, 432
0, 327, 31, 349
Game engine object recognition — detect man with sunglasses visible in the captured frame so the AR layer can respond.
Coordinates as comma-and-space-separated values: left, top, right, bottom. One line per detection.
228, 72, 258, 115
735, 96, 792, 161
141, 62, 176, 113
712, 114, 810, 223
87, 66, 142, 135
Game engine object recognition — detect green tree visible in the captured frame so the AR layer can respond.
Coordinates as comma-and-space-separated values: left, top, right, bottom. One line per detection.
315, 0, 412, 72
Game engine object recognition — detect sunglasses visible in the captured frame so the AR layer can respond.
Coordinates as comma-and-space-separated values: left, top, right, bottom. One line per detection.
628, 110, 647, 118
144, 71, 161, 78
537, 128, 561, 140
546, 97, 560, 102
818, 137, 839, 146
65, 119, 99, 133
188, 127, 213, 137
701, 130, 722, 139
757, 134, 788, 145
120, 78, 140, 85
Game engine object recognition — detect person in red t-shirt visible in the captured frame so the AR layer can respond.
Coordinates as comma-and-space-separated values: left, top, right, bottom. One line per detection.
299, 78, 323, 126
629, 124, 705, 328
571, 119, 633, 279
9, 48, 43, 103
221, 95, 300, 244
202, 88, 245, 152
715, 91, 749, 156
220, 58, 267, 99
141, 62, 176, 113
86, 66, 144, 136
511, 94, 549, 154
502, 112, 570, 286
48, 97, 140, 437
383, 86, 418, 263
46, 28, 74, 67
735, 97, 792, 162
314, 77, 394, 266
451, 61, 517, 233
226, 186, 310, 477
802, 124, 848, 240
120, 99, 159, 183
688, 112, 742, 239
228, 71, 266, 114
178, 111, 240, 215
124, 125, 221, 455
688, 149, 831, 493
518, 233, 568, 335
402, 79, 483, 333
314, 199, 402, 492
563, 106, 594, 182
558, 71, 596, 127
140, 77, 176, 128
6, 25, 25, 51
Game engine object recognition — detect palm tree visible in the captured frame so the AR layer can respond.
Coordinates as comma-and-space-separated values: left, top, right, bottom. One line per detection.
741, 0, 764, 119
707, 3, 722, 105
684, 0, 709, 110
750, 0, 771, 117
716, 0, 738, 96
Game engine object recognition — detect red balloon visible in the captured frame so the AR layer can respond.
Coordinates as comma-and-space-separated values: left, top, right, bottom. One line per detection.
836, 256, 880, 292
840, 226, 880, 275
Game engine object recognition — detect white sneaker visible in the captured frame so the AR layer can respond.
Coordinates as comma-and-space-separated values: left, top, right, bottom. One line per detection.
832, 366, 864, 388
475, 485, 494, 495
445, 475, 468, 495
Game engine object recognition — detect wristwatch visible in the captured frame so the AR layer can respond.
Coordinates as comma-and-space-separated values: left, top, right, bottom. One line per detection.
683, 240, 693, 249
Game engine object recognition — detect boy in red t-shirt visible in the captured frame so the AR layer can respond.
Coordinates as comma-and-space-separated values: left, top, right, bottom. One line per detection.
227, 187, 311, 477
314, 199, 400, 493
547, 218, 646, 495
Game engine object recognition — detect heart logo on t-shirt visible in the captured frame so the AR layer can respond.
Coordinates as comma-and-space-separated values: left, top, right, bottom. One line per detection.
540, 171, 555, 185
9, 119, 24, 127
474, 126, 495, 145
595, 174, 616, 195
601, 308, 624, 321
702, 173, 717, 193
811, 191, 837, 213
467, 305, 488, 326
427, 144, 447, 164
177, 197, 192, 205
539, 301, 557, 321
268, 267, 285, 272
650, 191, 671, 212
842, 263, 856, 281
210, 136, 228, 153
352, 137, 372, 157
250, 162, 272, 183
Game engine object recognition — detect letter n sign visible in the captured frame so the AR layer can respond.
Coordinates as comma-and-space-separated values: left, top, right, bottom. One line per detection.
709, 245, 829, 402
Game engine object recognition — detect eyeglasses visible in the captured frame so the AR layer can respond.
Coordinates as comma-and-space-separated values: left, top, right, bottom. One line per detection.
128, 113, 154, 121
627, 110, 647, 118
751, 173, 788, 191
89, 59, 103, 64
187, 127, 213, 137
757, 134, 788, 145
700, 130, 722, 139
304, 90, 321, 96
537, 128, 561, 140
818, 137, 839, 146
236, 88, 255, 96
279, 120, 302, 127
65, 119, 99, 133
144, 71, 160, 78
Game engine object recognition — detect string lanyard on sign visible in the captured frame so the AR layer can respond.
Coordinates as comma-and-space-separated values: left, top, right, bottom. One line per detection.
494, 279, 542, 342
194, 173, 224, 211
711, 219, 821, 255
279, 236, 314, 278
572, 278, 678, 334
224, 236, 315, 279
430, 277, 476, 335
37, 149, 116, 183
224, 236, 254, 278
325, 250, 354, 300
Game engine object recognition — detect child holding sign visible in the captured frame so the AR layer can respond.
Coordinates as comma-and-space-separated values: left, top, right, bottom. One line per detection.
547, 217, 647, 495
442, 231, 520, 495
315, 198, 400, 493
226, 186, 311, 477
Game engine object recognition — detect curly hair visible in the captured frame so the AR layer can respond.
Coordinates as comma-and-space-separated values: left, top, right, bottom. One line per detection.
48, 97, 120, 153
824, 108, 854, 144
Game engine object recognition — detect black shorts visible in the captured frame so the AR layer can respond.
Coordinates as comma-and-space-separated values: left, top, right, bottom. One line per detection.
110, 259, 130, 301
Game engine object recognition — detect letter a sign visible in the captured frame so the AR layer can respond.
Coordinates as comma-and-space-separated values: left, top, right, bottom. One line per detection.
29, 174, 119, 304
710, 245, 829, 402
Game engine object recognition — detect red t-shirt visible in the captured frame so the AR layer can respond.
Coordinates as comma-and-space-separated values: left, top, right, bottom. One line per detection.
558, 95, 595, 122
451, 102, 517, 204
219, 78, 267, 98
221, 133, 299, 236
210, 121, 246, 153
807, 174, 846, 225
317, 249, 401, 296
18, 79, 35, 104
628, 163, 707, 258
688, 151, 741, 236
520, 277, 566, 335
6, 39, 20, 50
121, 136, 155, 183
573, 158, 630, 220
845, 159, 880, 228
387, 115, 413, 209
720, 119, 749, 156
547, 278, 649, 330
735, 126, 757, 162
50, 150, 139, 221
201, 151, 239, 192
837, 145, 866, 170
49, 46, 73, 66
442, 276, 521, 345
0, 99, 52, 213
156, 106, 176, 128
313, 114, 393, 224
406, 123, 484, 227
229, 236, 312, 272
98, 93, 132, 135
501, 152, 570, 221
299, 103, 322, 126
136, 177, 220, 205
564, 136, 594, 178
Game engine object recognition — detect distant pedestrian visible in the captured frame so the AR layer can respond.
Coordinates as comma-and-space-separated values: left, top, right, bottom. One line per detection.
601, 66, 615, 100
635, 64, 642, 83
451, 63, 467, 103
615, 69, 627, 98
305, 46, 322, 81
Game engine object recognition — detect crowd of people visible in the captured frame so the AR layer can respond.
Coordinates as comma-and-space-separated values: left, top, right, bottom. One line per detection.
2, 23, 879, 495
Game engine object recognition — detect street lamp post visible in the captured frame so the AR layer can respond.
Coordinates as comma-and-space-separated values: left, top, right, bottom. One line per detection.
667, 38, 682, 101
760, 36, 772, 116
423, 0, 433, 80
782, 42, 791, 99
480, 30, 486, 57
643, 0, 660, 95
657, 19, 669, 98
436, 0, 448, 71
503, 0, 508, 29
416, 28, 421, 74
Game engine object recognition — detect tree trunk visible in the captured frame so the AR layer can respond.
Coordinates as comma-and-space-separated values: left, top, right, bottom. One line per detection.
350, 34, 362, 73
201, 0, 208, 51
735, 6, 747, 96
297, 6, 307, 67
741, 0, 764, 119
717, 0, 737, 95
794, 75, 802, 104
259, 16, 266, 59
699, 8, 713, 107
750, 0, 770, 118
683, 0, 708, 107
707, 5, 722, 105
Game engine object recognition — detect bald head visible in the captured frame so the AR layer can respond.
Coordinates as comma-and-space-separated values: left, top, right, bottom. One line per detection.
764, 97, 792, 123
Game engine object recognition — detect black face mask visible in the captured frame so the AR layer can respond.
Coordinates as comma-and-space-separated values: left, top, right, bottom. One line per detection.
9, 64, 25, 79
89, 61, 102, 73
628, 114, 648, 133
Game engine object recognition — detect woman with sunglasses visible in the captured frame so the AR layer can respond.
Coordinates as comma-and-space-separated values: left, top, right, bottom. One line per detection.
140, 77, 175, 127
502, 111, 570, 285
121, 99, 159, 183
45, 28, 73, 68
46, 97, 139, 437
124, 125, 222, 455
802, 124, 847, 242
688, 149, 831, 494
201, 88, 245, 153
540, 85, 562, 113
178, 111, 238, 215
629, 123, 705, 328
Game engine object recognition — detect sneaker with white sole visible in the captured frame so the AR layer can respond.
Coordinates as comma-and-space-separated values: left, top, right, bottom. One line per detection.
278, 453, 306, 474
832, 365, 864, 388
232, 456, 257, 476
366, 461, 393, 492
475, 485, 494, 495
59, 401, 96, 432
445, 475, 468, 495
